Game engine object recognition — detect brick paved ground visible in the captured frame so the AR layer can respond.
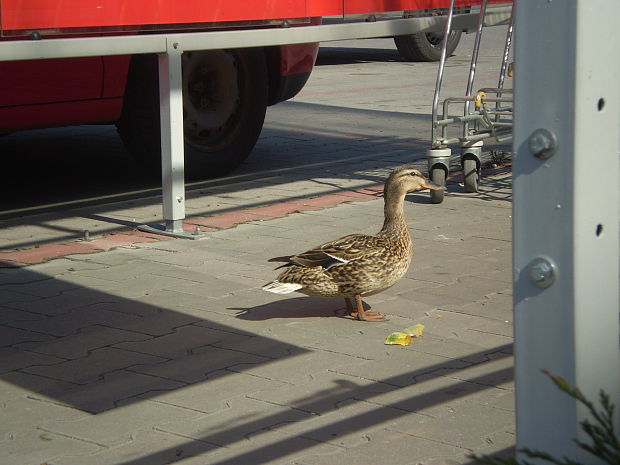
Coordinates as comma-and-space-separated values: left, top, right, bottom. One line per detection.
0, 169, 514, 465
0, 30, 514, 465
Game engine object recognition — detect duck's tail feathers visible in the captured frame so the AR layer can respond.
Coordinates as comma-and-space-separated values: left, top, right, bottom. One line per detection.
262, 280, 303, 294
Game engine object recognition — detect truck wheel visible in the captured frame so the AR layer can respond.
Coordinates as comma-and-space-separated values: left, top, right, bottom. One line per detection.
394, 30, 462, 62
117, 48, 268, 181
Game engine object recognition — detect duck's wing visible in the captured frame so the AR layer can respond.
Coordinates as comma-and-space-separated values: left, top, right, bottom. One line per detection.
271, 234, 387, 269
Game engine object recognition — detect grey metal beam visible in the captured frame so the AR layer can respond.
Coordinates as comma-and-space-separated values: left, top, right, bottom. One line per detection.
513, 0, 619, 460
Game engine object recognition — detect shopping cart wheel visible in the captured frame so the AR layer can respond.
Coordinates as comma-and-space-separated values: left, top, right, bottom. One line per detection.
462, 156, 479, 193
430, 166, 446, 204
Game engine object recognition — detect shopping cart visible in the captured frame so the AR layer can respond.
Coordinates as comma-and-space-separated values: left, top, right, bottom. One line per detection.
427, 0, 514, 203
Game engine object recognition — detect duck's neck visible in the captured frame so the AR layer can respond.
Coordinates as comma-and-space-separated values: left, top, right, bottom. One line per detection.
378, 190, 410, 240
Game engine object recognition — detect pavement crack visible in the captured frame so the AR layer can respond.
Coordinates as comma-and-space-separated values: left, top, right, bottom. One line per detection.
245, 394, 320, 416
141, 398, 213, 414
36, 427, 109, 448
385, 426, 474, 451
152, 426, 223, 447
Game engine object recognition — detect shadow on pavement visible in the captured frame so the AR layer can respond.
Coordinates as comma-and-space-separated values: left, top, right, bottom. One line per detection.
316, 46, 404, 66
0, 268, 309, 414
1, 257, 514, 464
117, 345, 514, 465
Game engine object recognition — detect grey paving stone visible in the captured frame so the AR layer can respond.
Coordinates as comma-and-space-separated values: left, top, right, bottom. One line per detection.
438, 326, 513, 350
295, 426, 466, 465
16, 324, 153, 359
57, 428, 219, 465
0, 306, 45, 324
39, 398, 204, 448
113, 324, 256, 358
249, 371, 395, 415
2, 427, 103, 465
0, 371, 79, 399
330, 349, 471, 388
277, 397, 428, 449
166, 276, 257, 299
0, 395, 87, 440
0, 267, 53, 285
0, 324, 56, 347
0, 290, 43, 308
43, 369, 186, 413
129, 345, 273, 384
166, 428, 340, 465
23, 347, 168, 384
348, 369, 511, 416
8, 304, 149, 337
136, 368, 291, 413
5, 287, 118, 316
439, 353, 514, 389
438, 292, 513, 322
0, 347, 66, 374
388, 399, 514, 452
222, 345, 366, 385
369, 293, 438, 319
5, 276, 81, 298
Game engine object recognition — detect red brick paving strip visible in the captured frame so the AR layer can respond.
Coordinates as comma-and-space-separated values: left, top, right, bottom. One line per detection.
0, 165, 510, 267
0, 186, 383, 267
0, 231, 162, 267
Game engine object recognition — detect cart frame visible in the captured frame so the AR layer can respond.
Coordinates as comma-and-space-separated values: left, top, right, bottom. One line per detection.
426, 0, 514, 203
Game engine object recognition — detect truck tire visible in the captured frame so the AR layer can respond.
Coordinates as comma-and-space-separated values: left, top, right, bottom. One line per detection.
117, 48, 268, 181
394, 30, 462, 62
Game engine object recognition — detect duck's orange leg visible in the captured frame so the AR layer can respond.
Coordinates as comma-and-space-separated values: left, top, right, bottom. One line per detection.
344, 295, 389, 322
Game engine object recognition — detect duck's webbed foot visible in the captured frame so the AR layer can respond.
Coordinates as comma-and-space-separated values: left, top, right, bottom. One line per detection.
343, 295, 389, 322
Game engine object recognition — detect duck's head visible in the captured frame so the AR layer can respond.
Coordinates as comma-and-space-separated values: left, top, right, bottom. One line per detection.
384, 167, 444, 196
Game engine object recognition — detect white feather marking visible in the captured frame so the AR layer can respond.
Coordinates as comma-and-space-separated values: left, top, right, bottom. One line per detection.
325, 253, 348, 263
262, 280, 303, 294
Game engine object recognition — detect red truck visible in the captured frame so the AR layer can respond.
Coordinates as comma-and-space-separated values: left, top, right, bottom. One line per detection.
0, 0, 467, 180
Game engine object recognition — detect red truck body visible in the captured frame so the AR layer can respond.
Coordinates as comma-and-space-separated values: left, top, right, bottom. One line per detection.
0, 0, 471, 32
0, 0, 494, 179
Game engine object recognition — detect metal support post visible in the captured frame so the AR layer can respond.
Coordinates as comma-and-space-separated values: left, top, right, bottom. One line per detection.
513, 0, 619, 460
139, 39, 205, 239
159, 42, 185, 233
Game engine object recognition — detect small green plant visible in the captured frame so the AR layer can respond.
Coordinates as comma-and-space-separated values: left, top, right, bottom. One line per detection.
470, 369, 620, 465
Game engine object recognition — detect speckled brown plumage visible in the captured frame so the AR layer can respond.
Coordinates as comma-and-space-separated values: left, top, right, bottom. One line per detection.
262, 167, 442, 321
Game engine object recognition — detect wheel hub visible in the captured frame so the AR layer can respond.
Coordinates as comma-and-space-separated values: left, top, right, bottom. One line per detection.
182, 50, 240, 145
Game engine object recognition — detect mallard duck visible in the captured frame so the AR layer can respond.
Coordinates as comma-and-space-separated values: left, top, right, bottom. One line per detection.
262, 167, 443, 321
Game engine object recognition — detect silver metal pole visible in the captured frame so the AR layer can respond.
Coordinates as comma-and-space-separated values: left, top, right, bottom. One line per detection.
513, 0, 619, 459
495, 2, 513, 121
159, 42, 186, 234
430, 0, 456, 148
462, 0, 488, 138
139, 39, 193, 237
496, 4, 513, 93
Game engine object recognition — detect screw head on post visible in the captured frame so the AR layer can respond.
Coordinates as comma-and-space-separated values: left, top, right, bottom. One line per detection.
527, 257, 557, 289
528, 128, 558, 159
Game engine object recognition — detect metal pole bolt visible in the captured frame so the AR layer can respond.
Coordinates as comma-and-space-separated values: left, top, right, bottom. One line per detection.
528, 128, 558, 159
527, 257, 557, 289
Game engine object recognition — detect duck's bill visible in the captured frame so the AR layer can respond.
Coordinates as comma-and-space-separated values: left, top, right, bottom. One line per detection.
421, 181, 446, 191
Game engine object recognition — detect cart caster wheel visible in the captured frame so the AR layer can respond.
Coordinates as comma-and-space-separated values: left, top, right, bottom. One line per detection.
430, 166, 446, 204
463, 156, 479, 193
